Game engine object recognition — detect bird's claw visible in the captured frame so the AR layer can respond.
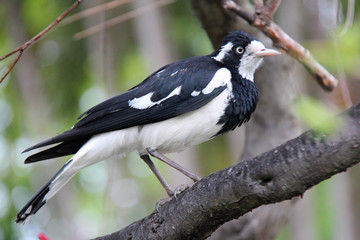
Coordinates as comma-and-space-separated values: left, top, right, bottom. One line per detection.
155, 182, 196, 211
155, 196, 173, 212
173, 182, 195, 199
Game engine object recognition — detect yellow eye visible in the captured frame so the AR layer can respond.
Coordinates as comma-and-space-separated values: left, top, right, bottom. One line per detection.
235, 46, 244, 55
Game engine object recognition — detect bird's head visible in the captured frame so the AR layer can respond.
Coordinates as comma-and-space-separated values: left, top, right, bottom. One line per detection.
211, 31, 281, 82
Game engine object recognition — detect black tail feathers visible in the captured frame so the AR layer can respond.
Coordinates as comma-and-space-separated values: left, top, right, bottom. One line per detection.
16, 180, 51, 224
16, 159, 73, 224
24, 139, 87, 164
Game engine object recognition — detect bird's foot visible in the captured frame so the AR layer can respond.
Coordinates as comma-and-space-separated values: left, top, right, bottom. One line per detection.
155, 181, 197, 211
173, 182, 196, 198
155, 196, 173, 212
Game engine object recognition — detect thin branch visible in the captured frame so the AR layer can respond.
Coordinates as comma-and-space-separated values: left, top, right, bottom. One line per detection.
222, 0, 338, 91
258, 22, 338, 90
74, 0, 174, 40
253, 0, 264, 8
221, 0, 255, 25
339, 0, 355, 36
95, 103, 360, 240
263, 0, 281, 19
61, 0, 133, 26
0, 51, 23, 83
0, 0, 84, 84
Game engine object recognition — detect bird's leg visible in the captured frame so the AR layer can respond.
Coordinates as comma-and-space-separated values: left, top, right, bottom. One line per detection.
146, 147, 201, 182
140, 154, 174, 197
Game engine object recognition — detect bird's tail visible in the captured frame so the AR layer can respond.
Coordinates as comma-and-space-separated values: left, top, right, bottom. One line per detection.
16, 159, 77, 224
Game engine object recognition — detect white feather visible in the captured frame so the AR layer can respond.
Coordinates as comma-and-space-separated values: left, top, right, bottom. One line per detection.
202, 68, 232, 94
171, 70, 179, 77
129, 86, 182, 110
191, 90, 200, 97
44, 127, 140, 201
212, 42, 233, 62
128, 92, 154, 109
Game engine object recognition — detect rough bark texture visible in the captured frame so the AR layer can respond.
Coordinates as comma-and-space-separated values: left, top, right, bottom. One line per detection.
94, 103, 360, 240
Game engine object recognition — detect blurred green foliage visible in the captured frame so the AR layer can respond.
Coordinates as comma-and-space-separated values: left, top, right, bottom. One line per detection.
309, 25, 360, 74
294, 97, 342, 135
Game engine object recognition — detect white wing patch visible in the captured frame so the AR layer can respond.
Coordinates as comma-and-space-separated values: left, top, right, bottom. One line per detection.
170, 70, 179, 77
129, 86, 182, 109
212, 42, 233, 63
191, 90, 200, 97
128, 92, 154, 109
202, 68, 232, 94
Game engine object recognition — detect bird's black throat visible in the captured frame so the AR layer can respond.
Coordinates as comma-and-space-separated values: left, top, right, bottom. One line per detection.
216, 74, 258, 135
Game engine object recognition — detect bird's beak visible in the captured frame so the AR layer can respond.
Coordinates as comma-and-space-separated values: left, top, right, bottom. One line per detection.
255, 48, 281, 57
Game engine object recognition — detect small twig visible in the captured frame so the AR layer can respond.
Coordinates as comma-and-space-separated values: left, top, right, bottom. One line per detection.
263, 0, 281, 19
61, 0, 133, 26
222, 0, 338, 91
0, 51, 23, 83
222, 0, 255, 25
74, 0, 174, 40
0, 0, 84, 84
339, 0, 355, 36
253, 0, 264, 8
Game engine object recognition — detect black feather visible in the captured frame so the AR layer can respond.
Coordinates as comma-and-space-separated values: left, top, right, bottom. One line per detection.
216, 72, 258, 135
24, 139, 88, 163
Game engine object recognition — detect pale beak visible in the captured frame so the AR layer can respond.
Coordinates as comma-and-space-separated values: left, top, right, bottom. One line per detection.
255, 48, 281, 57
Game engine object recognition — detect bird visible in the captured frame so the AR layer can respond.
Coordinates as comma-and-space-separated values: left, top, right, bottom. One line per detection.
16, 30, 280, 224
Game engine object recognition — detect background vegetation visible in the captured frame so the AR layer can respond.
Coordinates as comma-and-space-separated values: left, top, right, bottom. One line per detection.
0, 0, 360, 239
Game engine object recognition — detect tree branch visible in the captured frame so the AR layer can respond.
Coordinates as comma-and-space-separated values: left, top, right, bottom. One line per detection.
221, 0, 338, 91
73, 0, 174, 40
95, 103, 360, 240
263, 0, 281, 20
0, 0, 84, 84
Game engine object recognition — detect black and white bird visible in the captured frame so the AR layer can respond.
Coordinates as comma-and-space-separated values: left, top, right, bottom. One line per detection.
16, 31, 280, 224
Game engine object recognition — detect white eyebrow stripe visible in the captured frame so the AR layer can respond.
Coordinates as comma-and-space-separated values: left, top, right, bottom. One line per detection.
212, 42, 233, 63
129, 86, 182, 109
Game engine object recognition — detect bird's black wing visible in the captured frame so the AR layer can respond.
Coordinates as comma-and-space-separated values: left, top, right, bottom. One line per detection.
24, 56, 226, 155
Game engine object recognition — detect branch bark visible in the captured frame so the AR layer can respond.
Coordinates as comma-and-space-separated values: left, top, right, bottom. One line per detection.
221, 0, 338, 91
94, 103, 360, 240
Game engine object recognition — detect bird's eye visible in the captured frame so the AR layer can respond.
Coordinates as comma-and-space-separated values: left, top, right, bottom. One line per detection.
235, 46, 244, 55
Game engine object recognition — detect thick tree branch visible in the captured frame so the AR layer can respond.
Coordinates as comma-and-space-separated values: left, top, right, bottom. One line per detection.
95, 103, 360, 240
221, 0, 338, 91
0, 0, 83, 84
